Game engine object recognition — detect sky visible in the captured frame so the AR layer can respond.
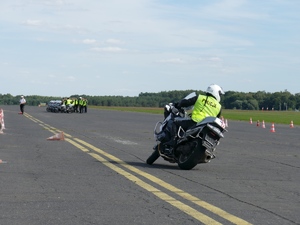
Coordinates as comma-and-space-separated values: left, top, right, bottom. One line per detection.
1, 0, 300, 97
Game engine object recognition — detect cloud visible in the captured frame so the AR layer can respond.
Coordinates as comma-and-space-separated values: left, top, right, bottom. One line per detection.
82, 39, 97, 44
48, 74, 57, 78
40, 0, 67, 6
199, 57, 223, 62
157, 56, 223, 65
105, 38, 123, 45
21, 19, 89, 34
22, 19, 43, 26
91, 47, 126, 53
202, 0, 269, 20
158, 58, 185, 64
67, 76, 76, 81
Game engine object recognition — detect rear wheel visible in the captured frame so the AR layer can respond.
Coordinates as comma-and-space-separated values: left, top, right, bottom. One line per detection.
178, 142, 202, 170
146, 148, 160, 165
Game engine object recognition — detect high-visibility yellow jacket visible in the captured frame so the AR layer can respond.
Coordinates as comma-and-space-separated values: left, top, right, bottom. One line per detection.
191, 95, 221, 122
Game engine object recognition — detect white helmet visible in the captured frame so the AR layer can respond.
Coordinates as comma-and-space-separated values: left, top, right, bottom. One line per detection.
206, 84, 225, 102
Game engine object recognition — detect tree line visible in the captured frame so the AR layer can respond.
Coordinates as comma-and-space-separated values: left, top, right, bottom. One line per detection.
1, 90, 300, 110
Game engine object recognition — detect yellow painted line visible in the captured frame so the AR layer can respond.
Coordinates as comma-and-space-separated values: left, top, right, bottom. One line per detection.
25, 114, 42, 124
66, 139, 90, 152
89, 152, 222, 225
25, 114, 72, 138
74, 138, 252, 225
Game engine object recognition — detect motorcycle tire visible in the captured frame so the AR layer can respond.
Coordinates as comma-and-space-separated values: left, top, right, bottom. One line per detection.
146, 149, 160, 165
178, 145, 201, 170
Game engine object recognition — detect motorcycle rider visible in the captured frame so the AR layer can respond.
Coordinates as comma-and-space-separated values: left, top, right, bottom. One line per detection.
162, 84, 225, 154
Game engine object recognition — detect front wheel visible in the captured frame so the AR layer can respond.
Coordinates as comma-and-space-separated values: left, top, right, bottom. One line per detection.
146, 148, 160, 165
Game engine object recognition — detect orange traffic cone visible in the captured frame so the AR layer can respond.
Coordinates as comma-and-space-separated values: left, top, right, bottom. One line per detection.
249, 118, 253, 124
290, 121, 294, 128
47, 131, 65, 140
256, 120, 260, 127
0, 159, 7, 163
262, 120, 265, 128
270, 123, 276, 133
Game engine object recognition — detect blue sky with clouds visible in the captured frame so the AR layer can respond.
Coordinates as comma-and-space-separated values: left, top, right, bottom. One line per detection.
1, 0, 299, 97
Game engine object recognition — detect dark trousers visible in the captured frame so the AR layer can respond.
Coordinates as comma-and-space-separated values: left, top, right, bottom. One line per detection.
74, 104, 78, 112
164, 117, 196, 146
20, 104, 25, 114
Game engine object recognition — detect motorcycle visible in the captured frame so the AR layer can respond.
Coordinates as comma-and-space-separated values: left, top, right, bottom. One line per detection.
60, 104, 75, 113
146, 92, 227, 170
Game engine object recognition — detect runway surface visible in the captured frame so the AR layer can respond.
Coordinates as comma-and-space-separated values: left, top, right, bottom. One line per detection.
0, 105, 299, 225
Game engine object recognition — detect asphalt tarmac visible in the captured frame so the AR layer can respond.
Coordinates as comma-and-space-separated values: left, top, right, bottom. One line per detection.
0, 105, 299, 225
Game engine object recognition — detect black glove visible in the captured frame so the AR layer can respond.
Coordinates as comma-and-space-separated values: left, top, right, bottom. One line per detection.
174, 102, 180, 109
171, 106, 179, 115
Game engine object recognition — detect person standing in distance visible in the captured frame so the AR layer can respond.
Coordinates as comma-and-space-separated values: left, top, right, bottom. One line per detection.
19, 95, 26, 114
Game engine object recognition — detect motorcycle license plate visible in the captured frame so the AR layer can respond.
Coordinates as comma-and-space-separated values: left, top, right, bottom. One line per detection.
214, 117, 225, 128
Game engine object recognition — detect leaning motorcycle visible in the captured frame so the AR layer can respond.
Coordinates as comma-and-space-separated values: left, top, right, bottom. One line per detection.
146, 92, 227, 170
